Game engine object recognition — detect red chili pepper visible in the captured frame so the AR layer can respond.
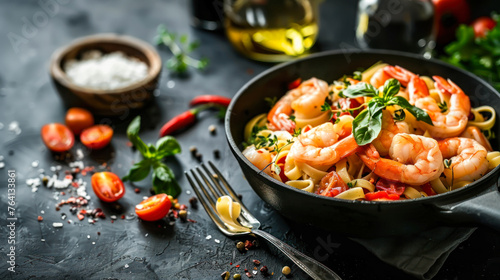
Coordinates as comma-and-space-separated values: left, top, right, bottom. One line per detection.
288, 78, 302, 90
159, 104, 212, 137
365, 191, 400, 201
189, 95, 231, 107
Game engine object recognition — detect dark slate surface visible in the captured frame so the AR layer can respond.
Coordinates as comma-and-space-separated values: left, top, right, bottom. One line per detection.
0, 0, 499, 279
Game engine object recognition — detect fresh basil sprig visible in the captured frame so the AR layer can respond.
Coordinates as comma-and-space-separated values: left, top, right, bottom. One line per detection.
123, 116, 182, 197
343, 79, 433, 145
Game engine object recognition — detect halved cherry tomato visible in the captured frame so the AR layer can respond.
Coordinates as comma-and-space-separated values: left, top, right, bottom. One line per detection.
80, 125, 113, 149
91, 172, 125, 203
40, 123, 75, 152
316, 171, 348, 197
275, 155, 289, 183
135, 194, 171, 221
365, 191, 400, 201
472, 16, 496, 38
65, 107, 94, 135
421, 182, 437, 196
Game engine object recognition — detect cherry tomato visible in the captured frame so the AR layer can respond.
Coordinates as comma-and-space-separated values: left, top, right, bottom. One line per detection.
365, 191, 400, 201
135, 194, 171, 221
432, 0, 470, 44
65, 107, 94, 135
91, 172, 125, 203
316, 171, 348, 197
472, 16, 496, 38
40, 123, 75, 152
80, 125, 113, 149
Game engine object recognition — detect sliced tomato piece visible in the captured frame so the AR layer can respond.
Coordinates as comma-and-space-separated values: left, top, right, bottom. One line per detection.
135, 194, 171, 221
91, 172, 125, 203
41, 123, 75, 152
80, 125, 113, 150
375, 178, 406, 196
288, 78, 302, 90
65, 107, 94, 135
421, 182, 437, 196
316, 171, 348, 197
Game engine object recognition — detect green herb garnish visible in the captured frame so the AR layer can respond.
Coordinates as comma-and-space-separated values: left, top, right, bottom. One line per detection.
155, 25, 209, 74
343, 79, 433, 145
438, 101, 448, 113
441, 15, 500, 91
123, 116, 182, 197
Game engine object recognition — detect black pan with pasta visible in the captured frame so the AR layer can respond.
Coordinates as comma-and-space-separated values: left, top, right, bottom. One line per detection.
225, 50, 500, 237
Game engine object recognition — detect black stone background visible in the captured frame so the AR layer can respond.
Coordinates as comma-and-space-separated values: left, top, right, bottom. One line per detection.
0, 0, 499, 279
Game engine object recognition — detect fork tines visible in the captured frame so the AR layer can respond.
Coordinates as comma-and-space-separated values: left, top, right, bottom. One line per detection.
185, 161, 244, 231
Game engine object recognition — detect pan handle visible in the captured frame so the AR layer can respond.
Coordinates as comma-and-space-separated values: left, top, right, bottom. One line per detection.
437, 187, 500, 232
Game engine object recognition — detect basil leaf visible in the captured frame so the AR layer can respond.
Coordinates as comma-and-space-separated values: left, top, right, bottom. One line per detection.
152, 163, 181, 197
155, 136, 181, 159
342, 82, 378, 98
352, 102, 384, 145
126, 116, 149, 157
390, 96, 433, 125
122, 160, 151, 182
382, 79, 401, 99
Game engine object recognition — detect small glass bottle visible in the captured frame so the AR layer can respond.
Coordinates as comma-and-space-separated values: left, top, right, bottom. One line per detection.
224, 0, 320, 62
356, 0, 435, 56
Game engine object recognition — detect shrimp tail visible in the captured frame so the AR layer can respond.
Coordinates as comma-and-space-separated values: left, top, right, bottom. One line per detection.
384, 65, 415, 87
357, 144, 405, 182
267, 102, 296, 133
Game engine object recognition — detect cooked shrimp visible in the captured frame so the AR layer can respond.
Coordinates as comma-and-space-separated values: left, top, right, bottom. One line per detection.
372, 110, 410, 156
384, 65, 415, 87
438, 137, 488, 183
288, 121, 359, 169
242, 145, 273, 175
358, 133, 444, 185
411, 76, 470, 138
267, 78, 329, 133
369, 66, 393, 89
460, 126, 493, 151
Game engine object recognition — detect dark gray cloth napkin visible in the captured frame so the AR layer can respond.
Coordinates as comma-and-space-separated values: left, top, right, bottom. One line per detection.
352, 226, 476, 279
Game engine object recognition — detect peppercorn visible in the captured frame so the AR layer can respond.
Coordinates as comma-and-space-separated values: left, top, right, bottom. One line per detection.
189, 146, 198, 156
233, 274, 241, 280
260, 266, 269, 275
221, 271, 230, 280
282, 266, 291, 276
179, 210, 188, 220
214, 149, 220, 159
189, 197, 198, 209
42, 176, 49, 186
236, 241, 245, 252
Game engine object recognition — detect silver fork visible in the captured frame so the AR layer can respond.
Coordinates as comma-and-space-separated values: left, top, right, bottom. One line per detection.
185, 161, 342, 280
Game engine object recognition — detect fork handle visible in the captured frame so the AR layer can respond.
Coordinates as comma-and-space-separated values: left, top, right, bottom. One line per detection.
252, 229, 342, 280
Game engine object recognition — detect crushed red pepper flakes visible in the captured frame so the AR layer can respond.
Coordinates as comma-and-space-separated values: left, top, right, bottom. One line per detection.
245, 272, 253, 278
121, 215, 125, 219
235, 265, 240, 268
187, 219, 197, 223
37, 216, 43, 221
134, 188, 140, 193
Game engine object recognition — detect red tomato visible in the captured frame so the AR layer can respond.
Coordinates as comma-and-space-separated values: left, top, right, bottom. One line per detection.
316, 171, 348, 197
365, 191, 400, 201
65, 107, 94, 135
288, 78, 302, 90
135, 194, 171, 221
375, 178, 406, 196
80, 125, 113, 149
40, 123, 75, 152
421, 183, 437, 196
91, 172, 125, 203
432, 0, 470, 44
472, 16, 496, 38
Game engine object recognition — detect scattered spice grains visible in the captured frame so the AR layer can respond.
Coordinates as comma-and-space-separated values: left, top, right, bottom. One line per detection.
260, 266, 269, 275
282, 266, 291, 276
213, 149, 220, 159
208, 124, 216, 135
37, 216, 43, 221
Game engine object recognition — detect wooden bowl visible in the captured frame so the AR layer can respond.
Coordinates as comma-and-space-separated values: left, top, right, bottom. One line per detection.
50, 34, 162, 116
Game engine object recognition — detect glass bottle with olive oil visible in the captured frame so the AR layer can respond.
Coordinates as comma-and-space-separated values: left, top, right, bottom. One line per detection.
224, 0, 320, 62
